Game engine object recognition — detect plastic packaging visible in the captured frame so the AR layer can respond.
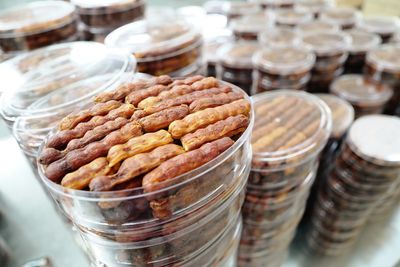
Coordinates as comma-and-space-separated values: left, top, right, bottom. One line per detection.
295, 0, 335, 18
217, 41, 260, 95
259, 26, 300, 48
319, 7, 360, 30
330, 74, 393, 118
222, 2, 261, 21
275, 8, 313, 28
296, 20, 339, 34
252, 46, 315, 93
0, 1, 78, 53
204, 30, 233, 77
249, 0, 296, 9
105, 17, 203, 76
230, 13, 274, 41
358, 16, 399, 43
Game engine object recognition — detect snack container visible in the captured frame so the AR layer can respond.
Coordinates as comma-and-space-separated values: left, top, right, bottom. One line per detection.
222, 2, 261, 21
230, 13, 274, 41
248, 0, 296, 9
358, 16, 399, 43
217, 41, 260, 95
319, 7, 360, 30
72, 0, 145, 31
0, 42, 136, 161
296, 20, 339, 34
0, 1, 78, 53
259, 26, 300, 48
274, 8, 313, 28
295, 0, 335, 18
252, 46, 315, 93
105, 17, 203, 76
330, 74, 393, 118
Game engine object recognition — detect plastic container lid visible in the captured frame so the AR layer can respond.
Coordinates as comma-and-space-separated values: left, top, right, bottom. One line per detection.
71, 0, 143, 12
302, 32, 351, 56
0, 41, 135, 126
203, 1, 230, 14
249, 0, 296, 6
347, 115, 400, 167
316, 94, 354, 138
296, 20, 339, 34
252, 46, 315, 75
319, 7, 360, 28
259, 26, 300, 47
358, 16, 399, 36
295, 0, 335, 14
275, 8, 313, 26
222, 2, 261, 17
251, 90, 332, 169
0, 1, 76, 38
346, 29, 381, 54
330, 74, 393, 107
230, 13, 274, 35
366, 44, 400, 73
218, 41, 260, 69
105, 18, 201, 61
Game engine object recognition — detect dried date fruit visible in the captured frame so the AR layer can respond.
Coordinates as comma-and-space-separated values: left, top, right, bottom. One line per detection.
61, 157, 111, 190
125, 85, 169, 106
107, 130, 173, 167
139, 105, 189, 132
189, 92, 244, 112
90, 144, 185, 191
181, 115, 249, 151
168, 99, 251, 139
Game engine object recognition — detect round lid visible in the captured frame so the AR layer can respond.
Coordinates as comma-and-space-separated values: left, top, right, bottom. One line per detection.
0, 1, 76, 37
302, 32, 351, 56
205, 31, 233, 64
316, 94, 354, 138
230, 13, 274, 34
251, 90, 332, 169
275, 8, 313, 26
259, 26, 300, 47
222, 2, 261, 16
296, 20, 339, 34
347, 115, 400, 166
319, 7, 360, 27
346, 29, 381, 53
330, 74, 393, 106
71, 0, 140, 9
295, 0, 335, 14
358, 16, 399, 35
366, 44, 400, 73
105, 18, 200, 58
253, 46, 315, 75
218, 41, 260, 69
0, 41, 135, 124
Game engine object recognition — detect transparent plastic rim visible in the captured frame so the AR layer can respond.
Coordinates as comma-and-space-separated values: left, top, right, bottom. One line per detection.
259, 27, 300, 47
37, 81, 254, 201
319, 8, 361, 26
73, 0, 145, 14
217, 41, 260, 69
358, 16, 400, 35
366, 44, 400, 73
251, 90, 332, 166
346, 29, 382, 53
301, 32, 351, 57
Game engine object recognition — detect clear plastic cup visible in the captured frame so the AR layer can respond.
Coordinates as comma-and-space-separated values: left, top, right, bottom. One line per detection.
217, 41, 260, 95
295, 0, 335, 18
296, 20, 340, 35
105, 17, 203, 76
252, 46, 315, 93
230, 13, 274, 41
274, 8, 313, 28
0, 1, 78, 53
259, 26, 301, 48
319, 7, 360, 30
358, 16, 400, 43
330, 74, 393, 118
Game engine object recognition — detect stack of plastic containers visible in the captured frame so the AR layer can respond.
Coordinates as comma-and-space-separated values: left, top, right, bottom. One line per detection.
252, 46, 315, 93
274, 9, 313, 28
306, 115, 400, 256
358, 16, 399, 43
0, 1, 78, 60
296, 20, 339, 35
37, 81, 254, 267
105, 16, 204, 77
222, 2, 261, 22
72, 0, 146, 42
301, 32, 350, 93
0, 42, 136, 167
330, 74, 393, 118
217, 41, 260, 96
364, 44, 400, 115
239, 90, 331, 267
205, 31, 233, 77
259, 27, 300, 48
249, 0, 296, 10
295, 0, 335, 18
230, 13, 274, 41
319, 7, 360, 30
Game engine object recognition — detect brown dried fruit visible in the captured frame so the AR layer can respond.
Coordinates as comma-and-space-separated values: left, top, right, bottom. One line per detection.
125, 85, 169, 106
189, 92, 244, 113
139, 105, 189, 132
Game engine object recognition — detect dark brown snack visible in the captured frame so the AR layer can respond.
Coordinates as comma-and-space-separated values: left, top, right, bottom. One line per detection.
58, 100, 122, 131
139, 105, 189, 132
107, 130, 173, 167
46, 103, 135, 150
189, 92, 244, 113
181, 115, 249, 151
45, 121, 143, 183
143, 137, 234, 193
125, 84, 169, 106
61, 157, 111, 190
144, 86, 232, 114
90, 144, 185, 191
169, 99, 251, 139
94, 75, 172, 103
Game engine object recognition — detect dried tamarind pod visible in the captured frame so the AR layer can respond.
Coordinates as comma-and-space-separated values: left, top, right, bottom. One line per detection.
47, 104, 135, 149
61, 157, 111, 189
125, 85, 169, 106
139, 105, 189, 132
45, 121, 143, 183
143, 137, 234, 194
191, 77, 219, 90
181, 115, 249, 151
94, 75, 172, 103
58, 100, 122, 131
107, 130, 173, 168
189, 92, 244, 113
144, 86, 232, 114
168, 99, 251, 139
137, 85, 191, 109
168, 75, 204, 87
90, 144, 184, 191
